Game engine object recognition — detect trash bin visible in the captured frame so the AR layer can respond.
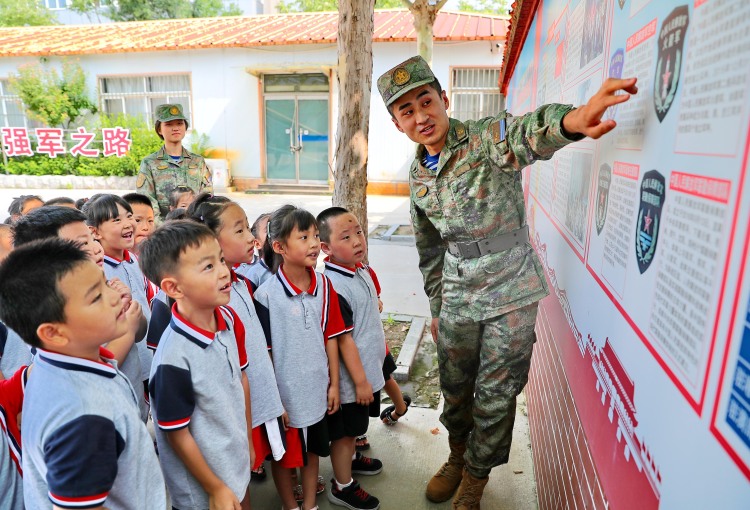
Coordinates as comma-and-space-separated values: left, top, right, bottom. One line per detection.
206, 158, 231, 192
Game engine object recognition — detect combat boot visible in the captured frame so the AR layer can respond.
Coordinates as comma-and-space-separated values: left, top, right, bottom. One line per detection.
425, 440, 467, 502
452, 468, 489, 510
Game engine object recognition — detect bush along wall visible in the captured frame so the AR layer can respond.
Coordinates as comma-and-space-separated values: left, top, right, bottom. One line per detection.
2, 114, 163, 177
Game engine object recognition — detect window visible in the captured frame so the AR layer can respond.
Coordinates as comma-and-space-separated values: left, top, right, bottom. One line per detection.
0, 79, 40, 128
263, 74, 329, 93
450, 68, 504, 122
99, 74, 192, 125
44, 0, 68, 9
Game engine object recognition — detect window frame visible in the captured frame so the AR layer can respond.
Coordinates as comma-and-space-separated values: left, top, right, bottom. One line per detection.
97, 72, 193, 126
448, 66, 504, 122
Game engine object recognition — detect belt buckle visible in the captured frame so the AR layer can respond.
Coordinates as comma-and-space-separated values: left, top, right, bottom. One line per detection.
458, 241, 481, 259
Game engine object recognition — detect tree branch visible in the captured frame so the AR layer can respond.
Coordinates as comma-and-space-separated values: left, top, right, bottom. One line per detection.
435, 0, 448, 10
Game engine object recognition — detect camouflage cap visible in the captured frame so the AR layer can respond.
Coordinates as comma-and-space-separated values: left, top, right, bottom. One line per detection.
377, 55, 437, 107
155, 104, 187, 123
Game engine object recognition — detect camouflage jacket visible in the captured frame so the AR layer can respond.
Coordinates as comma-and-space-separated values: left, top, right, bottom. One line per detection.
136, 146, 212, 219
410, 103, 583, 321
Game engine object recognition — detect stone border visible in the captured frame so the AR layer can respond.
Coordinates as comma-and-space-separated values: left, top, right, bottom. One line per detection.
0, 174, 136, 190
381, 313, 427, 382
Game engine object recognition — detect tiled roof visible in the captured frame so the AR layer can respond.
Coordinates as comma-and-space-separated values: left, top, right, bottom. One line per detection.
0, 10, 507, 57
499, 0, 541, 93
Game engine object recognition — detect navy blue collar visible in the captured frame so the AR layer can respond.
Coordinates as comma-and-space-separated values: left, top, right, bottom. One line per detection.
37, 348, 118, 379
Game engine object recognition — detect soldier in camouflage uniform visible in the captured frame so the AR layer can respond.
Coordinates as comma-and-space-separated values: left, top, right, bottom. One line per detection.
136, 104, 212, 220
377, 56, 637, 509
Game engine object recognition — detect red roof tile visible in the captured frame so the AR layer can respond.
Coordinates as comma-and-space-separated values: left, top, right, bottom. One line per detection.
0, 10, 507, 57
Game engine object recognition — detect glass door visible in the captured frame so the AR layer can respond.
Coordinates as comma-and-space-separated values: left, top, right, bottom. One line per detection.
264, 98, 297, 181
264, 96, 329, 183
297, 98, 329, 182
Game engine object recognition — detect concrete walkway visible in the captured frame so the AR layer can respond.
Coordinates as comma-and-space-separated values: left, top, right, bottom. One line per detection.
0, 189, 538, 509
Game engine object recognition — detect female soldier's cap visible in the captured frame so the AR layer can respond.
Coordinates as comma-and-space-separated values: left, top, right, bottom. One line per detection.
155, 104, 187, 122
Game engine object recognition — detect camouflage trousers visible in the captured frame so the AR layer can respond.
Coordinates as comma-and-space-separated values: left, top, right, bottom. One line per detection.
437, 303, 538, 478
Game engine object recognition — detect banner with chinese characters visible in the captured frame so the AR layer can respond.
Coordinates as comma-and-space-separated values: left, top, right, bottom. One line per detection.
505, 0, 750, 508
1, 127, 132, 158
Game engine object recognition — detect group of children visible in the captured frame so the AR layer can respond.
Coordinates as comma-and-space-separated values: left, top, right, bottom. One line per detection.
0, 190, 412, 510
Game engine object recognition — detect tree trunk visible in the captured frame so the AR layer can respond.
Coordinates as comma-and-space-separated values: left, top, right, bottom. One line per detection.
403, 0, 448, 65
332, 0, 375, 244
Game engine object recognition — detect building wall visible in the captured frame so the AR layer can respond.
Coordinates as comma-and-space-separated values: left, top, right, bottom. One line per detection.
0, 39, 501, 186
504, 0, 750, 508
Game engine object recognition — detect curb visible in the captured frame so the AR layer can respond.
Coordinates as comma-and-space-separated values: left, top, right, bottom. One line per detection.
387, 316, 426, 382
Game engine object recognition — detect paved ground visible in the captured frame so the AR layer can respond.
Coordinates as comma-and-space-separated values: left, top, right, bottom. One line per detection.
0, 189, 538, 509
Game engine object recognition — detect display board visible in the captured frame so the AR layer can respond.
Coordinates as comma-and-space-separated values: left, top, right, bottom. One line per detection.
505, 0, 750, 507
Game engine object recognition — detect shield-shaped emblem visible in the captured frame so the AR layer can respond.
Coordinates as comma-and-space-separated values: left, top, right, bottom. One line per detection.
606, 49, 625, 120
596, 163, 611, 235
635, 170, 666, 274
653, 6, 689, 122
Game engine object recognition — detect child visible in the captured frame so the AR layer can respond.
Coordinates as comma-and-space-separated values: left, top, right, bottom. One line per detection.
170, 185, 196, 211
166, 207, 188, 221
0, 238, 166, 509
188, 194, 285, 483
0, 365, 27, 509
6, 195, 43, 223
84, 194, 152, 420
0, 224, 12, 262
12, 206, 145, 377
254, 205, 354, 510
139, 221, 253, 510
122, 193, 156, 252
318, 207, 389, 510
44, 196, 77, 208
237, 212, 273, 287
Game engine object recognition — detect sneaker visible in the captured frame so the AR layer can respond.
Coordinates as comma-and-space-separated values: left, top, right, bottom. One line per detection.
351, 452, 383, 476
328, 479, 380, 510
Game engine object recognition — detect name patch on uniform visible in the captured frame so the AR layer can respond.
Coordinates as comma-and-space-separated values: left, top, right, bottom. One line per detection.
455, 124, 466, 140
455, 163, 471, 177
157, 164, 168, 170
491, 118, 507, 144
136, 173, 146, 188
416, 186, 428, 198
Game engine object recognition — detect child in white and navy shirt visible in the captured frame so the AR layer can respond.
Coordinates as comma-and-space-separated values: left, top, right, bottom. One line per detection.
188, 195, 286, 479
140, 220, 253, 510
253, 205, 354, 510
0, 239, 166, 509
84, 194, 152, 421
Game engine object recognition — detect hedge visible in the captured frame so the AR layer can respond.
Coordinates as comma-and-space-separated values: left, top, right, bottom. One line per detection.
2, 114, 164, 177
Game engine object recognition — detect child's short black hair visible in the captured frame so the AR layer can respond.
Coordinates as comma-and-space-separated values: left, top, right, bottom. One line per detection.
122, 193, 154, 211
262, 205, 317, 274
138, 220, 216, 285
44, 196, 76, 207
0, 238, 89, 348
75, 197, 89, 210
186, 192, 234, 235
165, 208, 188, 221
82, 194, 133, 228
12, 206, 87, 247
169, 186, 196, 209
7, 195, 43, 217
251, 212, 271, 238
316, 206, 350, 243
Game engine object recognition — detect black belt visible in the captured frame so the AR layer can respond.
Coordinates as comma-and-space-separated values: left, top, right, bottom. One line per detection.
446, 225, 530, 259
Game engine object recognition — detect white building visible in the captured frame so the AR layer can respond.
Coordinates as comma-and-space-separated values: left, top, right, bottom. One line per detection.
0, 10, 505, 192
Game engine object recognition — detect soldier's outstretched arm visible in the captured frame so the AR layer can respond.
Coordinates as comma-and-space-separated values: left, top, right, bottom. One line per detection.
562, 77, 638, 139
411, 200, 446, 319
